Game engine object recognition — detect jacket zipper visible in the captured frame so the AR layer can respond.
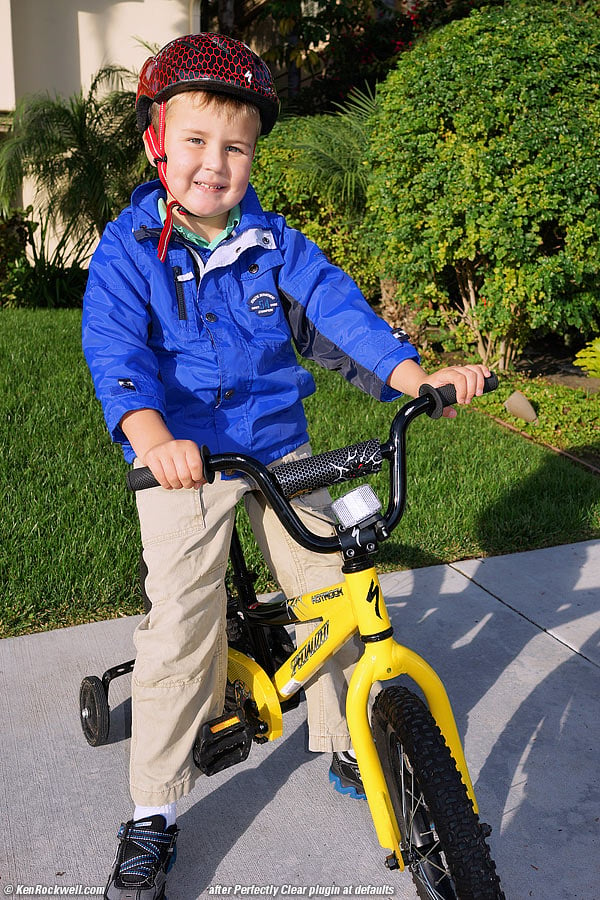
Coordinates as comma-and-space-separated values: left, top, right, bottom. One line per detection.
186, 244, 222, 407
172, 266, 187, 320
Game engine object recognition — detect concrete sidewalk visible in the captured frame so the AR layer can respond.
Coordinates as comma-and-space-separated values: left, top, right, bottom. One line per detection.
1, 540, 599, 899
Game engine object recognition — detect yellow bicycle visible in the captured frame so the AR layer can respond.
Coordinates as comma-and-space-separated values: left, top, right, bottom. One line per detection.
84, 377, 504, 899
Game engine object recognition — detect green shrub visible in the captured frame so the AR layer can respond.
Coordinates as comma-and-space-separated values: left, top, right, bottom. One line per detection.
0, 207, 31, 282
574, 337, 600, 378
252, 116, 379, 302
2, 257, 88, 309
0, 207, 91, 309
366, 0, 600, 368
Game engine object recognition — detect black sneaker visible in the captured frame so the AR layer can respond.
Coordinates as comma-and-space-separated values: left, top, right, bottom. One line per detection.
104, 814, 178, 900
329, 751, 366, 800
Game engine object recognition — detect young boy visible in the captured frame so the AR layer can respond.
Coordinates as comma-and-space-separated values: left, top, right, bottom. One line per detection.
82, 32, 489, 899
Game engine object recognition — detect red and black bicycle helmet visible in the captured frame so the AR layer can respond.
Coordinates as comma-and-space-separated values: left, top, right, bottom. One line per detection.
136, 32, 279, 136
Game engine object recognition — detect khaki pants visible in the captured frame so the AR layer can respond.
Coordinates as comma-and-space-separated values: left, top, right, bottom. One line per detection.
131, 444, 360, 805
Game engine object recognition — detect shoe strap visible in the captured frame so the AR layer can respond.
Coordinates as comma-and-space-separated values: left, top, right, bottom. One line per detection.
117, 822, 178, 882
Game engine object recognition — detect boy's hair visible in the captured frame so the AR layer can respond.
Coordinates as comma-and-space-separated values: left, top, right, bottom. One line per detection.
150, 91, 261, 142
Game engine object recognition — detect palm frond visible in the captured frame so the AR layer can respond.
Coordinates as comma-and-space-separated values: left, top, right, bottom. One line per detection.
87, 64, 135, 98
0, 65, 145, 235
133, 36, 161, 56
333, 85, 378, 121
289, 88, 378, 214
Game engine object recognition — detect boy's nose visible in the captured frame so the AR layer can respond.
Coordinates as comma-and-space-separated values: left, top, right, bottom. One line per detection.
202, 145, 225, 172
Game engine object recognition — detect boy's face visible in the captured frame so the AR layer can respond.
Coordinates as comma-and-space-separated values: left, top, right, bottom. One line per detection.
151, 94, 257, 240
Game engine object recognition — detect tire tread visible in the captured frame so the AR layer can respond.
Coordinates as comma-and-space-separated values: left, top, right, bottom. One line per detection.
373, 686, 504, 900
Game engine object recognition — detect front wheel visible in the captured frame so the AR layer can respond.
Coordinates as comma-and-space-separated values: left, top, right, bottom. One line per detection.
372, 686, 504, 900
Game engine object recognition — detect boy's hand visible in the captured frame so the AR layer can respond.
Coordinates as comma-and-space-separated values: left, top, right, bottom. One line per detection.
120, 408, 207, 489
424, 364, 491, 418
143, 439, 206, 490
387, 360, 491, 418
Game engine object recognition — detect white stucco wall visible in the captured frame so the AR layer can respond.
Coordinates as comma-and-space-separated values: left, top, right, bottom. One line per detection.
77, 0, 191, 90
0, 0, 16, 111
7, 0, 193, 102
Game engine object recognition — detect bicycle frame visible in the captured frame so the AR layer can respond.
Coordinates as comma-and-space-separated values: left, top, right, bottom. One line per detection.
235, 561, 478, 869
127, 378, 498, 868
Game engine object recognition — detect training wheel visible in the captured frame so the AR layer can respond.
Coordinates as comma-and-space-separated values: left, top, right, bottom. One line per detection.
79, 675, 110, 746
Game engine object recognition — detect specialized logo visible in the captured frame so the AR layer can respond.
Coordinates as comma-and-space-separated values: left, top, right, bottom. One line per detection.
290, 622, 329, 676
249, 292, 278, 317
311, 587, 343, 605
366, 579, 382, 620
286, 596, 301, 619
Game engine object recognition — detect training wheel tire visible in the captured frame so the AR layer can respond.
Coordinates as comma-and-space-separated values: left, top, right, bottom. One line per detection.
79, 675, 110, 746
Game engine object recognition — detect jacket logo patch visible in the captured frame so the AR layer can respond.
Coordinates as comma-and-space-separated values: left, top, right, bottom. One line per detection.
249, 292, 278, 317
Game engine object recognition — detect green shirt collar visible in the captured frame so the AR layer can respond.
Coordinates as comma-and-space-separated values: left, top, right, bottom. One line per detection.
158, 199, 240, 250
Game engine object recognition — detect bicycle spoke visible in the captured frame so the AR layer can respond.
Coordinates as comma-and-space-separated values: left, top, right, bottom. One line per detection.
396, 747, 453, 897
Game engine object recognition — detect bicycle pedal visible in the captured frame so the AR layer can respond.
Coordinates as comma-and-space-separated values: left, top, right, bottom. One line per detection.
193, 708, 254, 776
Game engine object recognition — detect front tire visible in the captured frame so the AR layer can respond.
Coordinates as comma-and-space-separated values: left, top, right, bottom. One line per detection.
372, 686, 504, 900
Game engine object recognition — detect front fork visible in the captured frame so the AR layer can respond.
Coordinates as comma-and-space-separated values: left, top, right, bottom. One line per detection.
343, 570, 478, 866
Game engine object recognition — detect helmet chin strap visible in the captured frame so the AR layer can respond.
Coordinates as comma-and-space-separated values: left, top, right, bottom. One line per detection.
144, 102, 196, 262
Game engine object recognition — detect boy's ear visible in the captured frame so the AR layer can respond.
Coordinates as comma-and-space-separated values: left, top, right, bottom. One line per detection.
143, 132, 158, 168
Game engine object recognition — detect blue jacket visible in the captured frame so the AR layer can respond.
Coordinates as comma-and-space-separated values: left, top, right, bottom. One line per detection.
82, 180, 419, 465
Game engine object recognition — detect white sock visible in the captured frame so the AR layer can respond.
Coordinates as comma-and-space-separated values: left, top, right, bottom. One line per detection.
133, 802, 177, 828
341, 748, 357, 760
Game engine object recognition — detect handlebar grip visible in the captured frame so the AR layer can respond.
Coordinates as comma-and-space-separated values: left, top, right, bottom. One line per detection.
126, 446, 214, 492
271, 439, 383, 498
419, 373, 498, 419
126, 466, 160, 492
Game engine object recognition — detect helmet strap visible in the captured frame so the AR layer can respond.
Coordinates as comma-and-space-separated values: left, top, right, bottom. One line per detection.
157, 200, 179, 262
144, 103, 169, 191
144, 102, 191, 262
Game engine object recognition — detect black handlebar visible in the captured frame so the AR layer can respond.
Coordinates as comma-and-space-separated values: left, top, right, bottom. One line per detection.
126, 374, 498, 554
270, 439, 383, 498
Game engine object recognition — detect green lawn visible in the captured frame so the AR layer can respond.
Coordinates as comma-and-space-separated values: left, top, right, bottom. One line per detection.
1, 308, 599, 638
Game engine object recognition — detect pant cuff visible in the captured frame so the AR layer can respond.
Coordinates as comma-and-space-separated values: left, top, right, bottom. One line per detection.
131, 771, 199, 806
308, 735, 353, 753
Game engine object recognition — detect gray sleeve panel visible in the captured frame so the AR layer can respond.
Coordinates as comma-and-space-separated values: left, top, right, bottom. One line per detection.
279, 287, 395, 401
